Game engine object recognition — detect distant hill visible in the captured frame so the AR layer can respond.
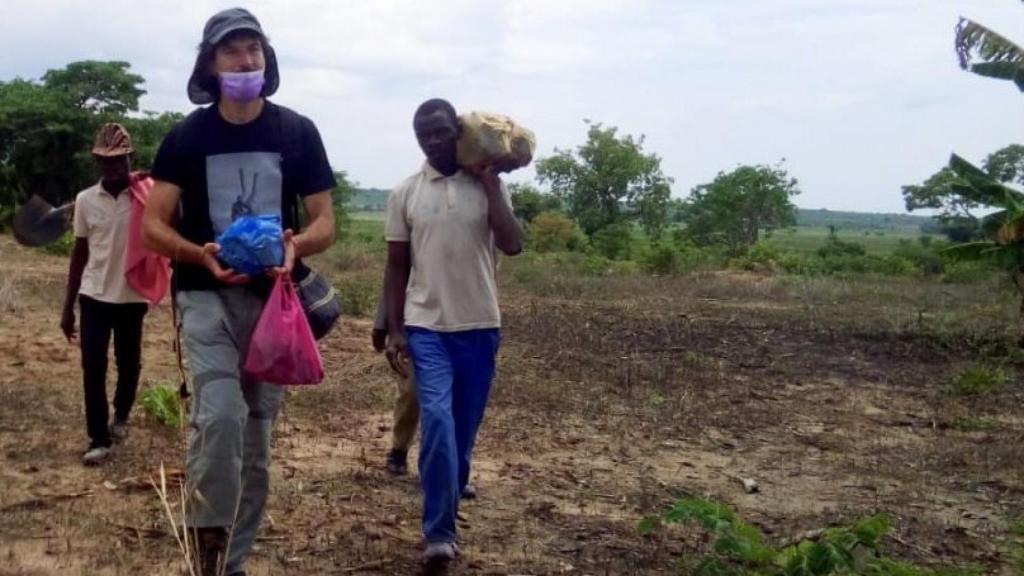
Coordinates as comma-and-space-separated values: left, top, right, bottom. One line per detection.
795, 208, 934, 233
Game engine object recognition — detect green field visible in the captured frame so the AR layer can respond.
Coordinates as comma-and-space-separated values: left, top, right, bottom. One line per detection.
763, 226, 938, 256
351, 210, 386, 222
344, 212, 939, 259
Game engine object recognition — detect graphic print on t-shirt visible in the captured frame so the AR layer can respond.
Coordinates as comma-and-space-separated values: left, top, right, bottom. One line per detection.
206, 152, 283, 235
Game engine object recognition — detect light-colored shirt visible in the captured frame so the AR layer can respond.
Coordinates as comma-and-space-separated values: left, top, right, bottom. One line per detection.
72, 182, 147, 304
385, 163, 511, 332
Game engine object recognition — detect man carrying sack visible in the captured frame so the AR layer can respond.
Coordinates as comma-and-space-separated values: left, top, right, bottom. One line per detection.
142, 8, 336, 575
385, 98, 524, 566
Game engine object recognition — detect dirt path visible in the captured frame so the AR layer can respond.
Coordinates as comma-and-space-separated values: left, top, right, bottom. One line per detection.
1, 236, 1022, 575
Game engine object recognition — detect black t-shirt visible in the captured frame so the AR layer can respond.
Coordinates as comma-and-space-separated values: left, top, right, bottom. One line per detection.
151, 101, 336, 292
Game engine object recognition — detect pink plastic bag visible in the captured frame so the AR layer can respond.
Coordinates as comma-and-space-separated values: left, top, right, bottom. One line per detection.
244, 276, 324, 385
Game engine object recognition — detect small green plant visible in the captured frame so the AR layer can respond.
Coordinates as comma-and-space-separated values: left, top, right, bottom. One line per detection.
1008, 519, 1024, 538
640, 497, 980, 576
944, 365, 1007, 396
1007, 519, 1024, 575
817, 234, 867, 259
40, 231, 75, 256
953, 416, 1001, 432
140, 385, 183, 428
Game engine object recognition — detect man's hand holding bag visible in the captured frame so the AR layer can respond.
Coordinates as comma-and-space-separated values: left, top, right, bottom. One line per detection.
244, 275, 324, 385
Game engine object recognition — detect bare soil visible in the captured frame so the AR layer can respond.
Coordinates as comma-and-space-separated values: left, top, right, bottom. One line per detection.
1, 236, 1023, 575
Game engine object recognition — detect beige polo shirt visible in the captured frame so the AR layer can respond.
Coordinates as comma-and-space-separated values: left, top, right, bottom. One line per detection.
386, 163, 512, 332
72, 182, 147, 304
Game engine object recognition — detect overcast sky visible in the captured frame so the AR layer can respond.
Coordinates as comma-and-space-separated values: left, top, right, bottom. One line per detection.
2, 0, 1021, 212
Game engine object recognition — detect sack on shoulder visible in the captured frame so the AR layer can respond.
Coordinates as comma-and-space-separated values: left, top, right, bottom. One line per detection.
456, 111, 535, 172
293, 262, 343, 340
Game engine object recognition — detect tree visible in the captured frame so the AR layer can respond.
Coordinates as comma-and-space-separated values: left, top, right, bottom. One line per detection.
122, 111, 185, 169
0, 61, 150, 215
330, 170, 357, 239
955, 3, 1024, 92
535, 122, 673, 238
0, 78, 96, 206
941, 154, 1024, 339
902, 167, 977, 219
902, 144, 1024, 240
984, 144, 1024, 185
680, 162, 800, 254
509, 182, 561, 224
42, 61, 145, 115
947, 4, 1024, 342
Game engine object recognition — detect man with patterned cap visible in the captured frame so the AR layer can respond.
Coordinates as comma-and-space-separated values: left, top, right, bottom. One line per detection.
62, 122, 149, 465
143, 7, 336, 576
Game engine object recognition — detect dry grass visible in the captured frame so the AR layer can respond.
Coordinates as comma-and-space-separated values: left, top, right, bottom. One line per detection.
2, 235, 1024, 574
0, 272, 21, 313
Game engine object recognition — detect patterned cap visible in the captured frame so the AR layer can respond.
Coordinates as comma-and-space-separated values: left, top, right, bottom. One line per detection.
91, 123, 134, 157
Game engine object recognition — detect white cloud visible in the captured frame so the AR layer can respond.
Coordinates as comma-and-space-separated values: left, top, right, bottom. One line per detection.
1, 0, 1022, 211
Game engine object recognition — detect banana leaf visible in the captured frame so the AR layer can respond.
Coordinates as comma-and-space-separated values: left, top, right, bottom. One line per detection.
970, 62, 1024, 92
949, 154, 1024, 207
942, 241, 1003, 261
956, 18, 1024, 70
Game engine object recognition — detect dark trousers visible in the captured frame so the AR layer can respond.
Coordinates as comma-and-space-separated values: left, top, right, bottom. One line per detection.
79, 295, 147, 448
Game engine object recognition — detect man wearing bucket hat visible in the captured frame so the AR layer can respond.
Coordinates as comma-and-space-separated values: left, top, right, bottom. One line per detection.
142, 8, 336, 576
62, 123, 149, 465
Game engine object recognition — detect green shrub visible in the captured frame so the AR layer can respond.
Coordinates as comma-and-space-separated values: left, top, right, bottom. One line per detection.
675, 239, 733, 270
640, 497, 981, 576
590, 222, 634, 260
640, 242, 681, 275
945, 365, 1007, 397
0, 204, 14, 233
576, 252, 636, 275
941, 261, 995, 284
730, 242, 785, 271
527, 211, 587, 253
40, 231, 75, 256
817, 236, 867, 258
786, 253, 916, 277
892, 239, 945, 276
140, 386, 183, 428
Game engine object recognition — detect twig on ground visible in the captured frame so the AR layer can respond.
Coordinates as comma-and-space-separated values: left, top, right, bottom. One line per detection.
338, 558, 394, 573
106, 520, 167, 539
0, 490, 94, 513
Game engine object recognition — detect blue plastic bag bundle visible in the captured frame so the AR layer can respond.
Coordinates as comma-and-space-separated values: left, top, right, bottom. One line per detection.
216, 215, 284, 276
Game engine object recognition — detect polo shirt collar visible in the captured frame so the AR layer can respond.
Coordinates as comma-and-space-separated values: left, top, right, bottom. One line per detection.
422, 161, 465, 182
97, 180, 129, 199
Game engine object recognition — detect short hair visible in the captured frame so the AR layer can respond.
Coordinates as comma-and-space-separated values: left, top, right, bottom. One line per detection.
413, 98, 457, 124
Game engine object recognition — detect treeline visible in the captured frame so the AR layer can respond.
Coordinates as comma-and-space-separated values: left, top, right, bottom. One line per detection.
796, 209, 933, 233
0, 61, 182, 225
0, 60, 355, 233
1, 59, 1000, 280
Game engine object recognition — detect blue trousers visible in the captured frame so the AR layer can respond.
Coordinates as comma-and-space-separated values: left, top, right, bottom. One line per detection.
407, 327, 500, 544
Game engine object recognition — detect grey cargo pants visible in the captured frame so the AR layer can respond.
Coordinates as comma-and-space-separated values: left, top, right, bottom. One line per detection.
178, 287, 285, 574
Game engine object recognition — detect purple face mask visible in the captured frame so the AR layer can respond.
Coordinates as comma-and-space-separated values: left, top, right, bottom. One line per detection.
219, 70, 265, 102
